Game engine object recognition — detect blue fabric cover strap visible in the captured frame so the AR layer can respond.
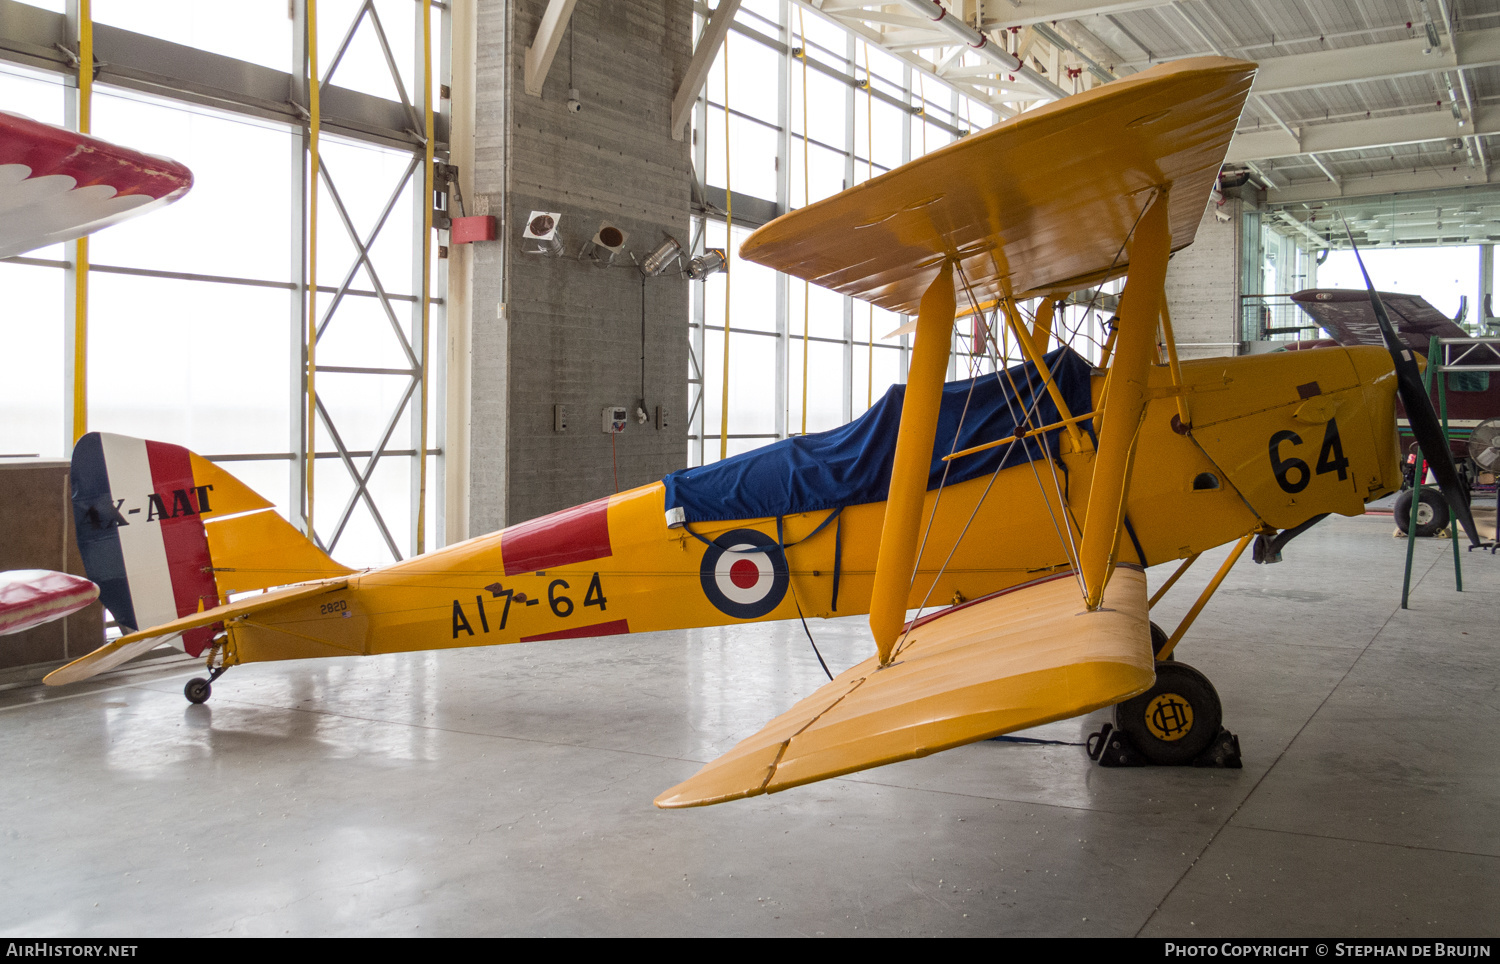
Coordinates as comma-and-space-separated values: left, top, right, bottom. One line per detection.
663, 345, 1094, 524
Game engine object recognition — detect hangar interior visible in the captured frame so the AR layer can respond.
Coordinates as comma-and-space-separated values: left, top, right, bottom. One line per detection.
1, 0, 1499, 938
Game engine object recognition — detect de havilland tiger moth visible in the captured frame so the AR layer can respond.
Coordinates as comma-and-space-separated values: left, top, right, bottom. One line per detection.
36, 57, 1488, 809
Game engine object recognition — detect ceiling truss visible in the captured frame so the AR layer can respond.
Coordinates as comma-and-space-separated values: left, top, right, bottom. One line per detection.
770, 0, 1500, 205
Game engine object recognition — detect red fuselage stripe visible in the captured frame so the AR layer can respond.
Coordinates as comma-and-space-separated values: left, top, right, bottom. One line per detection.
501, 496, 613, 576
520, 618, 630, 642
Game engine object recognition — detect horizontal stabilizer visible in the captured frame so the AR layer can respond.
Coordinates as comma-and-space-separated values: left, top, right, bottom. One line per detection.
70, 432, 353, 660
204, 506, 354, 594
44, 578, 347, 686
655, 567, 1155, 809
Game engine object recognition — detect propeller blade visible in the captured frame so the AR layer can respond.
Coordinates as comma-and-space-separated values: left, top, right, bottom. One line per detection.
1342, 219, 1484, 548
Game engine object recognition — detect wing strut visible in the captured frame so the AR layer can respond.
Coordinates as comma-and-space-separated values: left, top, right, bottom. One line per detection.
1160, 303, 1192, 430
1078, 190, 1172, 610
869, 261, 955, 665
998, 298, 1088, 451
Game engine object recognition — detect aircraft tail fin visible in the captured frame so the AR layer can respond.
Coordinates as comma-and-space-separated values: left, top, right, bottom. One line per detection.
70, 432, 352, 655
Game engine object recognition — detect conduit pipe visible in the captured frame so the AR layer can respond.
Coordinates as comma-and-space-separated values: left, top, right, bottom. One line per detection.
896, 0, 1069, 102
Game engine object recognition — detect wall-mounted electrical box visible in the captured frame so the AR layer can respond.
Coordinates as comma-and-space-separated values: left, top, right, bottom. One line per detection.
602, 406, 628, 434
553, 404, 569, 433
451, 214, 499, 244
655, 405, 669, 430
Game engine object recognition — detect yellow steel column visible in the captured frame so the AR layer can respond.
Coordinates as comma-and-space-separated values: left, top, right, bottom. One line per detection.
69, 0, 92, 444
718, 34, 731, 461
797, 9, 810, 435
1077, 191, 1171, 610
869, 261, 955, 665
306, 0, 321, 534
416, 0, 434, 554
864, 44, 873, 412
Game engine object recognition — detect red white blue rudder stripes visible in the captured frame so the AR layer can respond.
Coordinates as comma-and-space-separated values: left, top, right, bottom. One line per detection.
70, 433, 219, 655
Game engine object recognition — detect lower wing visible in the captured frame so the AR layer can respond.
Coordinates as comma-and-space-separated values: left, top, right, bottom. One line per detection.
656, 566, 1156, 808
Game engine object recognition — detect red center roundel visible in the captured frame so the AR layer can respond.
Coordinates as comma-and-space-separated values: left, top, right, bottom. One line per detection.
729, 558, 759, 589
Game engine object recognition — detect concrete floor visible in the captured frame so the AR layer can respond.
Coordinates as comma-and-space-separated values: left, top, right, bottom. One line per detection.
1, 512, 1497, 937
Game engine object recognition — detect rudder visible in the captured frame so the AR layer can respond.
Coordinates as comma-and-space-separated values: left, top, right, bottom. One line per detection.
70, 432, 351, 654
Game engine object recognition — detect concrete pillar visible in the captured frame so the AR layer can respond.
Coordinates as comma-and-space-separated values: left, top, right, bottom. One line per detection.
1163, 195, 1241, 359
469, 0, 693, 533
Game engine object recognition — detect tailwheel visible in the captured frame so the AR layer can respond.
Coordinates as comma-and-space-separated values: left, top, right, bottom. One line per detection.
1114, 662, 1222, 765
183, 665, 228, 705
184, 677, 212, 704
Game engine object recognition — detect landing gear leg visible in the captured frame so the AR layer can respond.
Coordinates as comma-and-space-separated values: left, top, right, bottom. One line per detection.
1094, 540, 1253, 769
185, 639, 230, 704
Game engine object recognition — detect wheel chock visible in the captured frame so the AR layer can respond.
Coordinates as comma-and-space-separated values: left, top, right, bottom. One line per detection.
1086, 723, 1146, 767
1086, 722, 1242, 768
1191, 727, 1242, 768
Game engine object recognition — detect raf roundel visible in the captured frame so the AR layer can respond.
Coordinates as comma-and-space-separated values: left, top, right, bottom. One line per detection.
698, 528, 788, 619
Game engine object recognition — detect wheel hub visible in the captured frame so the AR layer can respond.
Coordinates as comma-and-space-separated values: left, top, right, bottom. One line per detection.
1144, 693, 1194, 741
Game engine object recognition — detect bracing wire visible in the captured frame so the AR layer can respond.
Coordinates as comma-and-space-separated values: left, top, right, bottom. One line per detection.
890, 269, 1081, 657
968, 278, 1086, 597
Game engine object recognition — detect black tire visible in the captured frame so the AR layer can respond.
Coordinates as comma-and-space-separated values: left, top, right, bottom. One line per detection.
184, 677, 212, 704
1149, 621, 1174, 661
1114, 662, 1222, 765
1394, 487, 1449, 538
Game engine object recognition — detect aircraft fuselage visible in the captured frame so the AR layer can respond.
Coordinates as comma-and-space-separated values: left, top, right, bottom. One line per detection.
221, 345, 1401, 668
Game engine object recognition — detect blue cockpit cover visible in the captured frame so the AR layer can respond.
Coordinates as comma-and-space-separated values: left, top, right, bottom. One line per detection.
663, 345, 1094, 523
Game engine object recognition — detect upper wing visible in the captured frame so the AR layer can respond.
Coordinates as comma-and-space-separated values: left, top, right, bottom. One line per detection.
655, 567, 1155, 809
738, 57, 1255, 314
1292, 288, 1468, 352
0, 111, 193, 259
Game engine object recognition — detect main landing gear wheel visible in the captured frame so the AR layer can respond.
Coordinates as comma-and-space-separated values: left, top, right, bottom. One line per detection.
1149, 621, 1174, 661
184, 677, 212, 704
1113, 662, 1222, 766
1394, 487, 1449, 538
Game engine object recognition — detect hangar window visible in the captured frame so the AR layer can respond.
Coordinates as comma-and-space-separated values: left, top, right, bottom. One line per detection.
1449, 370, 1490, 392
0, 1, 450, 569
684, 1, 1115, 467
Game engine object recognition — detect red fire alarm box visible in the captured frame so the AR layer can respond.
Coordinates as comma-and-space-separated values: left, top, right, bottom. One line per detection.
451, 215, 498, 244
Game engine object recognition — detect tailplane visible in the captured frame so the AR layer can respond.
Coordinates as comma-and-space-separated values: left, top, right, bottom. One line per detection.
70, 432, 351, 654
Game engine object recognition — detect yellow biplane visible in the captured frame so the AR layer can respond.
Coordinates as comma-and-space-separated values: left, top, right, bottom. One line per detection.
45, 57, 1483, 809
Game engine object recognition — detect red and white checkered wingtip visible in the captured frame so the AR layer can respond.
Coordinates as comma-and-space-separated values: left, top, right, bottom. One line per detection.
0, 110, 193, 259
0, 570, 99, 637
